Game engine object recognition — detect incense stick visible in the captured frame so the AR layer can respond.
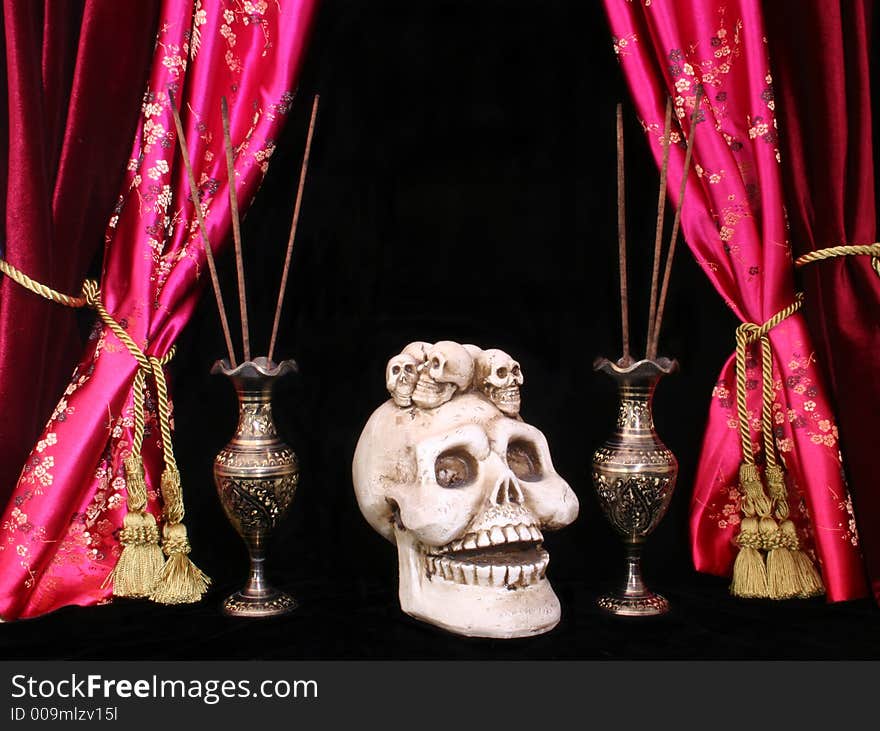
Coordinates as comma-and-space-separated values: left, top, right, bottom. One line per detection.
221, 96, 250, 362
616, 103, 631, 364
645, 97, 673, 359
169, 92, 237, 367
650, 88, 703, 357
268, 94, 319, 363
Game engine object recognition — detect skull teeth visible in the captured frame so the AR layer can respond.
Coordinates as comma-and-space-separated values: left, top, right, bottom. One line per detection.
424, 522, 548, 588
434, 523, 544, 555
424, 550, 550, 588
495, 387, 520, 401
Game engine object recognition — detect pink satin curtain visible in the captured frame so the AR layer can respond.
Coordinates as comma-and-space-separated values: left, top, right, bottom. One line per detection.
0, 0, 161, 503
603, 0, 866, 600
0, 0, 317, 620
764, 1, 880, 602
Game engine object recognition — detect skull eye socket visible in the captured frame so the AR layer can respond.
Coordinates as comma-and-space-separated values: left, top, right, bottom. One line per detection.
435, 449, 477, 489
507, 440, 542, 482
511, 365, 520, 377
431, 357, 441, 369
404, 364, 415, 374
496, 367, 508, 379
391, 365, 401, 375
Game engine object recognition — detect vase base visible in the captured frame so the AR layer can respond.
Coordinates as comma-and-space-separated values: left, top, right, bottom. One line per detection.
222, 590, 298, 618
596, 591, 669, 617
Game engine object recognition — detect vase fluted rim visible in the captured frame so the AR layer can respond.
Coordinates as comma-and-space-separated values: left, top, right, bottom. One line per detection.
211, 356, 298, 379
593, 356, 678, 377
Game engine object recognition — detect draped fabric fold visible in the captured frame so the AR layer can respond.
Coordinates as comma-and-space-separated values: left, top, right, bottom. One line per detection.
603, 0, 867, 600
0, 0, 317, 620
764, 0, 880, 602
0, 0, 162, 504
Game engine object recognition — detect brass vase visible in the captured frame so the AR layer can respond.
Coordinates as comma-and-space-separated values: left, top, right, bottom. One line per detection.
212, 356, 299, 617
592, 357, 678, 616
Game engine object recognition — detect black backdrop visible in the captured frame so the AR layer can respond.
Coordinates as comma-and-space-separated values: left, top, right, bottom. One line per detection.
5, 0, 880, 660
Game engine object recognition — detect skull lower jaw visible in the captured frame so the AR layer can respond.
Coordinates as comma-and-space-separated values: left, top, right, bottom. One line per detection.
390, 383, 415, 407
487, 385, 521, 416
411, 378, 456, 409
394, 527, 562, 639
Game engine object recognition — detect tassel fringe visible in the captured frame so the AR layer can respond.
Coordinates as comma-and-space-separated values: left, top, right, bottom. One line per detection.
792, 550, 825, 598
110, 456, 164, 598
110, 512, 164, 597
730, 517, 768, 598
150, 522, 210, 605
765, 518, 797, 599
777, 520, 825, 598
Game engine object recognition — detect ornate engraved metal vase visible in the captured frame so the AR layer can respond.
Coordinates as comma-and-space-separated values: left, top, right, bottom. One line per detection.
592, 357, 678, 616
212, 357, 299, 617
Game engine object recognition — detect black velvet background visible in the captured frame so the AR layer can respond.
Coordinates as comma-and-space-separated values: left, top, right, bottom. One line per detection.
3, 0, 880, 659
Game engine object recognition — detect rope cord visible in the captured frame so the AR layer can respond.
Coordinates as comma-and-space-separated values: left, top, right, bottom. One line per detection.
130, 370, 146, 456
734, 293, 804, 469
759, 334, 777, 471
795, 242, 880, 277
0, 259, 87, 307
0, 258, 176, 473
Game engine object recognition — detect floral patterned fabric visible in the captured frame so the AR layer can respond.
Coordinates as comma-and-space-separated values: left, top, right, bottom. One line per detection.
0, 1, 162, 504
0, 0, 317, 620
604, 0, 867, 600
764, 0, 880, 603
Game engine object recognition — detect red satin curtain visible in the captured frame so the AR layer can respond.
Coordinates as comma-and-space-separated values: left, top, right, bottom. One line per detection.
603, 0, 867, 600
765, 0, 880, 600
0, 0, 317, 620
0, 0, 161, 503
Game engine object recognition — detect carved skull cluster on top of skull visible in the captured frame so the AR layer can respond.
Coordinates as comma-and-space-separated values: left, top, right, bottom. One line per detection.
353, 341, 578, 638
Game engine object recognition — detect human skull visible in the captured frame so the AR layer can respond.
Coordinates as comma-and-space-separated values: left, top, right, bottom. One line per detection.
475, 349, 524, 416
462, 344, 483, 360
386, 353, 420, 407
403, 341, 432, 365
411, 341, 474, 410
352, 388, 578, 638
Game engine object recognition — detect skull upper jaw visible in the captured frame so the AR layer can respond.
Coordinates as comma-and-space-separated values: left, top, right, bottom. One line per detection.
394, 527, 562, 639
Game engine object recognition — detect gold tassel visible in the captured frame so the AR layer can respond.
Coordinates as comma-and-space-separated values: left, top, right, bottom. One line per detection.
762, 465, 797, 599
792, 551, 825, 598
765, 529, 799, 600
150, 522, 210, 604
730, 517, 768, 598
150, 467, 210, 604
776, 520, 825, 598
109, 456, 164, 598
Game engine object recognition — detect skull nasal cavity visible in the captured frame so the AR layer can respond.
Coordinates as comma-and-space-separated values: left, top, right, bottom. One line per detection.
492, 474, 524, 505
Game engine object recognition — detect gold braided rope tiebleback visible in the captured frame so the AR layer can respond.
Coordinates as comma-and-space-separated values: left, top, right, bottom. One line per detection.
0, 258, 209, 604
730, 293, 824, 599
0, 259, 87, 307
795, 242, 880, 277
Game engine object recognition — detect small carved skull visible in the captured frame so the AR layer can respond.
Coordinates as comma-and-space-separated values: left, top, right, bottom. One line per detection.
476, 349, 524, 416
412, 341, 475, 409
402, 341, 432, 365
386, 353, 420, 407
